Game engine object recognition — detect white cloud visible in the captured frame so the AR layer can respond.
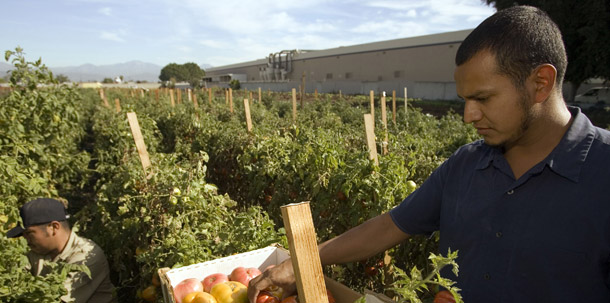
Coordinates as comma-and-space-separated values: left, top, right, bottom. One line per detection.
100, 30, 125, 42
199, 39, 226, 48
98, 7, 112, 16
176, 45, 193, 53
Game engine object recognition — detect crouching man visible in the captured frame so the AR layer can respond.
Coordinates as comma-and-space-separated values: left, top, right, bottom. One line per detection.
8, 198, 116, 303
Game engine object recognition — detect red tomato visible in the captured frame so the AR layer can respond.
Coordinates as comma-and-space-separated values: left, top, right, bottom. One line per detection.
326, 290, 336, 303
278, 290, 334, 303
433, 290, 456, 303
364, 266, 378, 276
280, 296, 297, 303
256, 291, 280, 303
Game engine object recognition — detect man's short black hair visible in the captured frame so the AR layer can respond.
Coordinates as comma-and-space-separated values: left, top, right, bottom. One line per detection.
456, 5, 567, 88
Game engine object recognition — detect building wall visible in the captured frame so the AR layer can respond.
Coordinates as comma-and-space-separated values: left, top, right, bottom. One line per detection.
205, 31, 466, 100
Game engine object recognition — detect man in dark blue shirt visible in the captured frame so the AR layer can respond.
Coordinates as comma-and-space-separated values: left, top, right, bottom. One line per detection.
248, 5, 610, 303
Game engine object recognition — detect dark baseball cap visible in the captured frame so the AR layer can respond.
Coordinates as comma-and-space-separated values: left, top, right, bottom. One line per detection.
7, 198, 70, 238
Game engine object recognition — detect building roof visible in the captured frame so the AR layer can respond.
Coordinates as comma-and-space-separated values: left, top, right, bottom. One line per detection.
206, 29, 473, 72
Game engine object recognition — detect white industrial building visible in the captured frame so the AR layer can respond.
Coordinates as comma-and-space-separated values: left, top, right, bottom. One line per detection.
204, 29, 472, 100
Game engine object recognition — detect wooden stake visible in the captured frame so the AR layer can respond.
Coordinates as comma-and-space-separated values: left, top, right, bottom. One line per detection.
115, 98, 121, 113
300, 72, 305, 109
155, 89, 159, 101
225, 89, 229, 105
100, 89, 110, 108
140, 89, 144, 98
177, 89, 182, 104
292, 88, 297, 123
339, 90, 342, 100
404, 87, 408, 128
392, 90, 396, 125
280, 202, 329, 303
249, 92, 253, 104
229, 88, 234, 113
244, 99, 252, 133
193, 94, 198, 108
170, 89, 175, 107
381, 93, 388, 155
126, 112, 151, 172
369, 90, 375, 129
209, 87, 213, 105
258, 87, 262, 103
187, 89, 192, 102
364, 114, 378, 166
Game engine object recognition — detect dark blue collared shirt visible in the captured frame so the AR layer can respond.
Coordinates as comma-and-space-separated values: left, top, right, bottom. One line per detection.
390, 107, 610, 302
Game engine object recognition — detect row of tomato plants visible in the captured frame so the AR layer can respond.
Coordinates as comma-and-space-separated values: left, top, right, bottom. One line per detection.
94, 86, 477, 300
1, 49, 477, 302
0, 49, 94, 302
0, 51, 284, 303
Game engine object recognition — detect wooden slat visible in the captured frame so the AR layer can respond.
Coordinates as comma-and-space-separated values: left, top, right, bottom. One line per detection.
244, 99, 252, 133
127, 112, 151, 172
364, 114, 379, 166
369, 90, 375, 129
292, 88, 297, 123
115, 98, 121, 113
281, 202, 329, 303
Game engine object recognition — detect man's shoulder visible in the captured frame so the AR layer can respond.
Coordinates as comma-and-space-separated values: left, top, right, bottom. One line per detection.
451, 140, 489, 158
592, 126, 610, 146
65, 233, 106, 263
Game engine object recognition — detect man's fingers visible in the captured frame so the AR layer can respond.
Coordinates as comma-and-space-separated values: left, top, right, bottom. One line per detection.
248, 274, 270, 303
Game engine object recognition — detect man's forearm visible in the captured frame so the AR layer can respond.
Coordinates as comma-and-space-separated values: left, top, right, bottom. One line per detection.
318, 212, 410, 266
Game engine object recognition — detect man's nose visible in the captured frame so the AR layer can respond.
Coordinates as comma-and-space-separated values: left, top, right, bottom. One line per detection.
463, 100, 482, 123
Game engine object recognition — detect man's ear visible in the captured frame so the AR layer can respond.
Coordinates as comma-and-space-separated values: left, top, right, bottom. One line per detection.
532, 64, 557, 104
49, 221, 61, 235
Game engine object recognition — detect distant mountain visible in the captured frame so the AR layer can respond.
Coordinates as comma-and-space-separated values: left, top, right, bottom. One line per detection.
0, 62, 12, 77
0, 61, 214, 83
51, 61, 162, 82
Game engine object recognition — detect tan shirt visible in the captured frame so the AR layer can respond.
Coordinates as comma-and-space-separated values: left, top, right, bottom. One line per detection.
28, 231, 116, 303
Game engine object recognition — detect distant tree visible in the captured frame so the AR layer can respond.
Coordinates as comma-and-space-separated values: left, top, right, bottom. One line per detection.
102, 78, 114, 84
229, 79, 241, 90
182, 62, 206, 88
55, 74, 70, 83
484, 0, 610, 101
159, 62, 205, 88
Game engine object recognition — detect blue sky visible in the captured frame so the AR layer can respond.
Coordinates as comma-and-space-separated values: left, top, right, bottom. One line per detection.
1, 0, 496, 68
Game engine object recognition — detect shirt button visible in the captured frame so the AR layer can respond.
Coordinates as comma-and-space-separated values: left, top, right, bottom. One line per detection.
496, 231, 503, 238
484, 273, 491, 280
507, 189, 514, 195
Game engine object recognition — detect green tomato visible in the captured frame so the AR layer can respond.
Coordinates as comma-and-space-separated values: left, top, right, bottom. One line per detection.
407, 180, 417, 191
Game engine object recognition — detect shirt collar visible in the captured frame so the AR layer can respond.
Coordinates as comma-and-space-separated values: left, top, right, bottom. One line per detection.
543, 106, 595, 182
474, 106, 596, 182
53, 230, 77, 262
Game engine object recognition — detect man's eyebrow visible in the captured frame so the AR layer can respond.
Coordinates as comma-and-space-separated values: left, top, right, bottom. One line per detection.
459, 90, 492, 100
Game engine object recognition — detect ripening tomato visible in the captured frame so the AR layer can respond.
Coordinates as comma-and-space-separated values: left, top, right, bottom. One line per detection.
278, 290, 335, 303
256, 291, 280, 303
364, 266, 378, 276
263, 285, 283, 299
280, 295, 298, 303
140, 285, 157, 302
433, 290, 456, 303
210, 281, 248, 303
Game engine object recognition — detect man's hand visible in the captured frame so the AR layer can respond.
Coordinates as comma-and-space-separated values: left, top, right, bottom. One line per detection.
248, 259, 296, 303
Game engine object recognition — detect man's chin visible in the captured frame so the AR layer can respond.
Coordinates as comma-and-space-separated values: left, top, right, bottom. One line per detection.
482, 138, 505, 149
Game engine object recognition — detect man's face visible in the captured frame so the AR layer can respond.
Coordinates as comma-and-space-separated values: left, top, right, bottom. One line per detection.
23, 223, 56, 255
455, 50, 534, 149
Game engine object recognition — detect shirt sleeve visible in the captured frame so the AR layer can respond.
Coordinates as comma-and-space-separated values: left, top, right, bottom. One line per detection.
390, 155, 452, 235
60, 242, 115, 303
